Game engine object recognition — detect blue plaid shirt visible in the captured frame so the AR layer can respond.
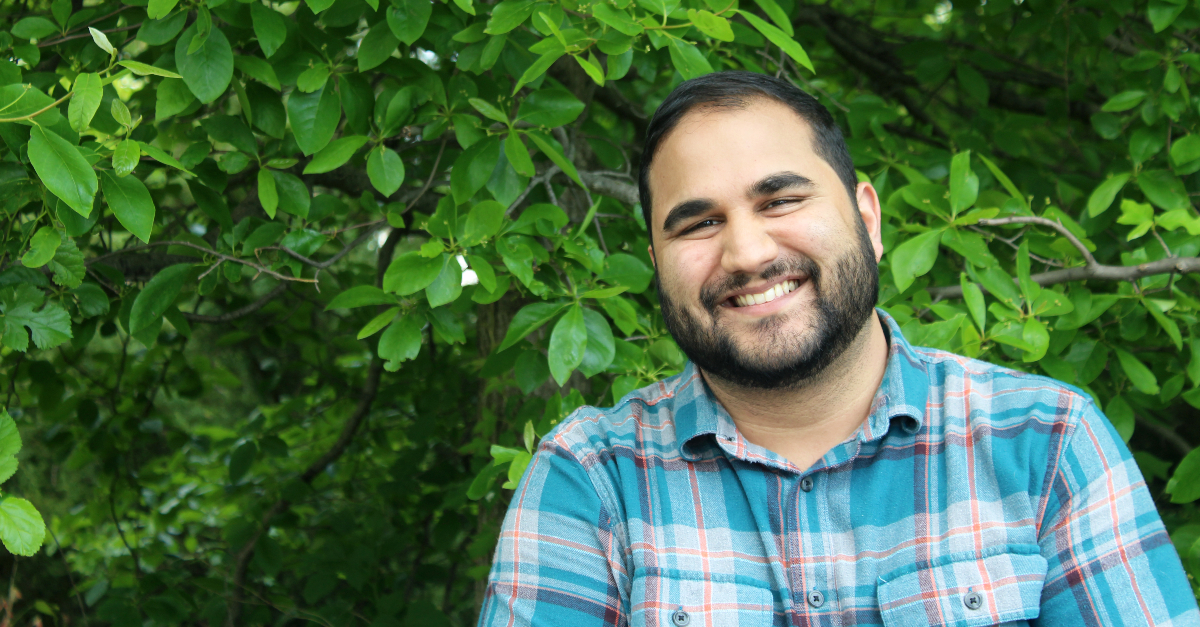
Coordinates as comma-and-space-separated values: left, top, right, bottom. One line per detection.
480, 310, 1198, 626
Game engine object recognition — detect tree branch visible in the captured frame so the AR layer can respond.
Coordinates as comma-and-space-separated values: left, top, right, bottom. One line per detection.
183, 283, 289, 323
977, 216, 1097, 267
579, 171, 638, 205
87, 241, 317, 285
929, 256, 1199, 299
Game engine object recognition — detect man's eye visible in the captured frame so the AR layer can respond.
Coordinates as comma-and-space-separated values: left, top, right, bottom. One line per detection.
684, 219, 720, 233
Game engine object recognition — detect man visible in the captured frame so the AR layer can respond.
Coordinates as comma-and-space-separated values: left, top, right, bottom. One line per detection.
478, 71, 1199, 626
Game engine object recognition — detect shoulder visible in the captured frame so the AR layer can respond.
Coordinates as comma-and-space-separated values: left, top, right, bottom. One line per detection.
542, 369, 700, 466
910, 344, 1097, 432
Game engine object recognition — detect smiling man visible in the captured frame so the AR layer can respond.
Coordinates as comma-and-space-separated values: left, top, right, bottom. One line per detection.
478, 71, 1198, 627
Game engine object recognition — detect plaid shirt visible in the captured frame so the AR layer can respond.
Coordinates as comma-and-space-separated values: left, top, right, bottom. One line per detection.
479, 310, 1199, 627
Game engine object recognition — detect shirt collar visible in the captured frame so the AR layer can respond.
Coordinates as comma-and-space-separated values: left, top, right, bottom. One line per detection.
675, 308, 930, 461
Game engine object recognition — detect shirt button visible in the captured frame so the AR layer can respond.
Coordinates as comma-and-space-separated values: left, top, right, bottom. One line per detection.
800, 476, 814, 492
671, 609, 690, 626
806, 589, 824, 608
963, 590, 983, 610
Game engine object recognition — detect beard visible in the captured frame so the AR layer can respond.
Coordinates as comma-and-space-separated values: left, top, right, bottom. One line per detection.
657, 218, 880, 390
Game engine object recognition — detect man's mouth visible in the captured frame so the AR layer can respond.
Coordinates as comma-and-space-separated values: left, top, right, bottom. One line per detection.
729, 279, 801, 307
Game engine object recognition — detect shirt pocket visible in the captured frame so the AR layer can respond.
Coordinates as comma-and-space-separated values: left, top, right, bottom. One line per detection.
630, 568, 774, 627
877, 548, 1047, 627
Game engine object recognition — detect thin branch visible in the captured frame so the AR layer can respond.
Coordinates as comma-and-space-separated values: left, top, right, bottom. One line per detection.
38, 22, 140, 47
184, 283, 289, 323
87, 241, 316, 285
0, 89, 72, 123
975, 216, 1097, 267
929, 256, 1200, 299
268, 223, 385, 269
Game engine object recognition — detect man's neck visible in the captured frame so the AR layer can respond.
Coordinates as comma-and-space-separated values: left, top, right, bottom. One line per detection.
700, 313, 891, 472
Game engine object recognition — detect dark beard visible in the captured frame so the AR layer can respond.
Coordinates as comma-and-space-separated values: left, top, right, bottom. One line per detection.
657, 219, 879, 390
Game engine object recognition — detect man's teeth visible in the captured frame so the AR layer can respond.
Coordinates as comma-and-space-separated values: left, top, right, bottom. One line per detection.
733, 280, 799, 307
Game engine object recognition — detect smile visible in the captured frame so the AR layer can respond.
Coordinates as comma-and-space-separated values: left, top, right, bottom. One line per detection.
731, 280, 800, 307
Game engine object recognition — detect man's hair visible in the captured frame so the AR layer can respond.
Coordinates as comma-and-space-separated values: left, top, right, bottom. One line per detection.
637, 71, 858, 235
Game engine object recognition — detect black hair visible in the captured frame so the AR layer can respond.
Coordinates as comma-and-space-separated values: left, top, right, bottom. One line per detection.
637, 70, 858, 236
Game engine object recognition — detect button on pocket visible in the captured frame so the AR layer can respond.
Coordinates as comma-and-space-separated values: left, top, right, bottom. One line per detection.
806, 590, 824, 608
671, 609, 690, 626
963, 590, 983, 610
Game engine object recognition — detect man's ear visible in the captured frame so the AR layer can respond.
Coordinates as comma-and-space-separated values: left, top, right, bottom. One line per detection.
647, 244, 657, 269
854, 182, 884, 262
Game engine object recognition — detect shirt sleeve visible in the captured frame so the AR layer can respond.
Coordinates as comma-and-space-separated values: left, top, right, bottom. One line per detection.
1036, 397, 1200, 626
477, 436, 630, 627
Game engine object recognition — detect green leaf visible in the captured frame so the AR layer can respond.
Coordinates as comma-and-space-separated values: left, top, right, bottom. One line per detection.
89, 27, 114, 54
357, 307, 398, 339
956, 64, 989, 104
138, 11, 188, 44
1015, 241, 1040, 305
1170, 135, 1200, 166
1086, 172, 1130, 217
272, 171, 310, 218
28, 126, 97, 218
378, 314, 424, 366
155, 78, 195, 121
287, 80, 340, 155
497, 301, 569, 351
1021, 317, 1049, 362
961, 273, 986, 333
388, 0, 433, 44
1105, 395, 1135, 442
426, 255, 463, 307
1101, 90, 1147, 112
147, 0, 181, 20
296, 66, 331, 93
890, 228, 942, 292
0, 285, 72, 351
175, 25, 233, 104
739, 11, 812, 73
21, 227, 60, 269
111, 139, 140, 178
129, 264, 191, 334
0, 410, 21, 459
358, 22, 399, 71
575, 54, 606, 86
1149, 0, 1186, 33
451, 136, 500, 204
110, 98, 131, 128
752, 0, 793, 36
257, 168, 277, 219
666, 37, 714, 80
383, 252, 444, 295
327, 286, 393, 310
12, 17, 59, 40
138, 141, 193, 175
68, 73, 102, 132
101, 170, 155, 244
526, 131, 583, 187
504, 133, 535, 178
367, 147, 405, 197
516, 88, 585, 128
1114, 348, 1160, 395
949, 151, 978, 214
228, 441, 257, 483
513, 49, 565, 95
234, 55, 281, 91
116, 61, 181, 79
579, 308, 616, 377
687, 8, 734, 41
467, 255, 496, 292
599, 253, 654, 293
1167, 448, 1200, 503
250, 3, 287, 57
976, 154, 1024, 208
46, 234, 84, 289
486, 0, 536, 34
1137, 169, 1191, 211
1144, 298, 1183, 351
548, 305, 587, 386
200, 115, 257, 155
303, 136, 368, 174
0, 84, 63, 125
0, 497, 45, 556
0, 458, 16, 486
591, 4, 643, 36
463, 200, 506, 244
468, 97, 508, 124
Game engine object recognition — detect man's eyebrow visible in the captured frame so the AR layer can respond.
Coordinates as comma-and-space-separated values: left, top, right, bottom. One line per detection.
747, 172, 814, 198
661, 198, 715, 234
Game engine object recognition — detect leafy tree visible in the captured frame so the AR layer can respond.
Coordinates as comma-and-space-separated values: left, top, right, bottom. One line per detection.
1, 0, 1199, 622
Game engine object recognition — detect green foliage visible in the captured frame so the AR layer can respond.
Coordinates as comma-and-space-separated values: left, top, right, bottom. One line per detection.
2, 0, 1200, 621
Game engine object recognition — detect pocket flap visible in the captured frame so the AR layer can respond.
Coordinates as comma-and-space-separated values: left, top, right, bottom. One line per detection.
877, 548, 1047, 627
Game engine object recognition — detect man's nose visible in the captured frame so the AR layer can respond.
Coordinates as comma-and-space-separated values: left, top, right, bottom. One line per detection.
719, 214, 778, 275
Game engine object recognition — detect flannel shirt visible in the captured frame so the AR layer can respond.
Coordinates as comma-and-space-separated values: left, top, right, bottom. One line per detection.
479, 310, 1199, 627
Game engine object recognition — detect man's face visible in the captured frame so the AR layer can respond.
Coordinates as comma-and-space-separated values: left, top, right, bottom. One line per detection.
647, 99, 885, 389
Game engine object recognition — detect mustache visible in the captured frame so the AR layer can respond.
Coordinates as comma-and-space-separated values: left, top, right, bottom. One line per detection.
698, 256, 821, 313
